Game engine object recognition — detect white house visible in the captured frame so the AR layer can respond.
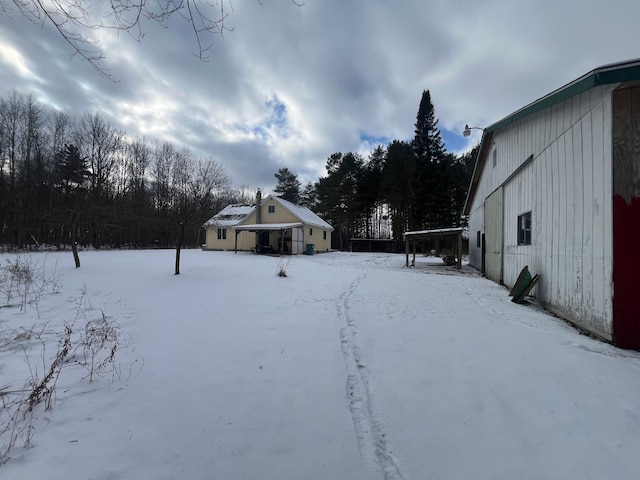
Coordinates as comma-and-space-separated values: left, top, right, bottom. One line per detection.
464, 59, 640, 349
204, 191, 333, 254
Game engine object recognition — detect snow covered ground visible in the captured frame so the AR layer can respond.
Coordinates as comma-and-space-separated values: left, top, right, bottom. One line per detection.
1, 250, 639, 480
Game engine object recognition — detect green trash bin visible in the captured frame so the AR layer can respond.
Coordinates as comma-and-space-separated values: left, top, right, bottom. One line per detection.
305, 244, 315, 255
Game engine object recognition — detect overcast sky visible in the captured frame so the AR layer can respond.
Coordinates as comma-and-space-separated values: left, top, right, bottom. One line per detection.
1, 0, 640, 193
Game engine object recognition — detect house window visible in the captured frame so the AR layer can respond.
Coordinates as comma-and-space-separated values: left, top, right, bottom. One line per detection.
309, 228, 313, 236
323, 230, 327, 240
217, 228, 227, 240
517, 212, 531, 245
268, 205, 275, 214
476, 230, 481, 248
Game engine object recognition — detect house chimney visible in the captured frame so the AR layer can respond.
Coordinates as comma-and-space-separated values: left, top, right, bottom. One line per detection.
256, 189, 262, 224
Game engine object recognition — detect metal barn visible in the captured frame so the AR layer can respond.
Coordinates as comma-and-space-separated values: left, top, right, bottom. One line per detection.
464, 59, 640, 349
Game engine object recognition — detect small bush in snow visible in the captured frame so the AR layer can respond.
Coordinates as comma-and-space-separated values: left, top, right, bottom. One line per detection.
0, 255, 62, 315
0, 287, 127, 465
276, 257, 292, 277
0, 321, 71, 465
79, 311, 121, 383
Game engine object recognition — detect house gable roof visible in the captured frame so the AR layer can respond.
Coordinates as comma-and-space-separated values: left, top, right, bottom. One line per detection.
203, 204, 254, 227
463, 58, 640, 215
204, 195, 334, 231
265, 195, 334, 230
252, 195, 334, 230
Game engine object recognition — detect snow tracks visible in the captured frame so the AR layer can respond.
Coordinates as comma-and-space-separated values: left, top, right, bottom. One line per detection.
338, 271, 406, 480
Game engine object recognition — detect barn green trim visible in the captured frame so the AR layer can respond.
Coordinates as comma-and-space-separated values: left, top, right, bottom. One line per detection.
463, 58, 640, 216
484, 59, 640, 134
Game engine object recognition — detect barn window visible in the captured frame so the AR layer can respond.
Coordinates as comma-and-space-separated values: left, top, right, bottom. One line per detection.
217, 228, 227, 240
268, 205, 276, 214
492, 149, 497, 168
476, 230, 481, 248
517, 212, 531, 245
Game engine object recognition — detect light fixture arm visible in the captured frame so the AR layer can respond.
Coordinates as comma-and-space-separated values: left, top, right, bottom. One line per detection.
463, 124, 484, 137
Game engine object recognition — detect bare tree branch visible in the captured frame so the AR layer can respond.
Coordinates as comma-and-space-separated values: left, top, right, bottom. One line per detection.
3, 0, 303, 79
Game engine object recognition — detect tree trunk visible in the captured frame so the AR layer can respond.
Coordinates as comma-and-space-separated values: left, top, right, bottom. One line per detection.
174, 222, 184, 275
70, 212, 81, 268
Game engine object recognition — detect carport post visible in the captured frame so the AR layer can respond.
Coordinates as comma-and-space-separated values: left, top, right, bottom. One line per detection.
412, 237, 416, 266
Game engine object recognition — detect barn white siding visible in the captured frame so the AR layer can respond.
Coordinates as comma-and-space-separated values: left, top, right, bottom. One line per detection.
468, 84, 616, 339
468, 203, 483, 268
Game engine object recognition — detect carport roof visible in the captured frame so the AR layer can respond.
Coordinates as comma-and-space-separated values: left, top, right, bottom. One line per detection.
403, 227, 464, 239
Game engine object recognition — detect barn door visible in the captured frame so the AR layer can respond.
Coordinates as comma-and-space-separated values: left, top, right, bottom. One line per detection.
484, 187, 504, 284
612, 86, 640, 349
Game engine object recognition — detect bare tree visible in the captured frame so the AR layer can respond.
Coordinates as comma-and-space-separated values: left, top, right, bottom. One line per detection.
151, 141, 177, 215
76, 112, 122, 201
49, 111, 74, 160
125, 137, 151, 214
0, 92, 48, 246
0, 91, 22, 194
75, 112, 123, 248
1, 0, 304, 79
172, 150, 230, 274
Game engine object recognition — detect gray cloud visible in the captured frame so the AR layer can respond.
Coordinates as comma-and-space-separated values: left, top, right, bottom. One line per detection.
2, 0, 640, 193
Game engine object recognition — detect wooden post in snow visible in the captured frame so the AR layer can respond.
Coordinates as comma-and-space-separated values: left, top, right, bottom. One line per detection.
405, 236, 409, 267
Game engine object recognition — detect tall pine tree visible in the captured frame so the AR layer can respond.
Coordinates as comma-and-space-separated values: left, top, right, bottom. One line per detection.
273, 167, 301, 203
411, 90, 449, 229
413, 90, 445, 163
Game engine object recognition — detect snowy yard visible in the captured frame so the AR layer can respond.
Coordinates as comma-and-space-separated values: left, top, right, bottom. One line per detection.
1, 250, 639, 480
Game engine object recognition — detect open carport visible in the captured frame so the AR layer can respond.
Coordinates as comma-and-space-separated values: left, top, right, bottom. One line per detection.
404, 227, 464, 269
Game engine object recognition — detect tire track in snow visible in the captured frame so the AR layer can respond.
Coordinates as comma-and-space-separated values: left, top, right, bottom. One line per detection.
338, 271, 406, 480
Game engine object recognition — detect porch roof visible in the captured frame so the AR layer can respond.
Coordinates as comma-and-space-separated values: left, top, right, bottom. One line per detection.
233, 222, 303, 231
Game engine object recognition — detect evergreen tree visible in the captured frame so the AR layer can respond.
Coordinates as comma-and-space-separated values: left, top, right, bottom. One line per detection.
413, 90, 445, 163
273, 167, 301, 203
56, 143, 90, 195
411, 90, 449, 229
382, 140, 415, 249
359, 145, 385, 238
299, 181, 317, 208
315, 152, 365, 250
54, 143, 90, 267
452, 144, 480, 226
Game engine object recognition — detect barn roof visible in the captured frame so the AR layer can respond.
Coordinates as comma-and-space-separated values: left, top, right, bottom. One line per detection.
484, 58, 640, 135
463, 58, 640, 216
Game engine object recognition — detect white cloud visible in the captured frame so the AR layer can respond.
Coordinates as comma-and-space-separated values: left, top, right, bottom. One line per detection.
2, 0, 640, 193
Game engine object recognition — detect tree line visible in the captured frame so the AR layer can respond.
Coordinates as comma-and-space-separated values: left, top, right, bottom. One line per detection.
274, 90, 479, 251
1, 89, 477, 255
0, 90, 254, 254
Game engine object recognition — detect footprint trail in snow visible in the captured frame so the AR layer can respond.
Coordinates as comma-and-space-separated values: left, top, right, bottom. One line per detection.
338, 271, 407, 480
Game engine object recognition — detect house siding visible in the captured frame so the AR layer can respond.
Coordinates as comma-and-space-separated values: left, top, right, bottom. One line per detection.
204, 196, 333, 253
468, 84, 616, 339
243, 197, 300, 225
205, 228, 255, 251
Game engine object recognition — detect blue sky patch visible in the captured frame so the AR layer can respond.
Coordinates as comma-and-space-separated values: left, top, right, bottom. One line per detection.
359, 131, 390, 147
